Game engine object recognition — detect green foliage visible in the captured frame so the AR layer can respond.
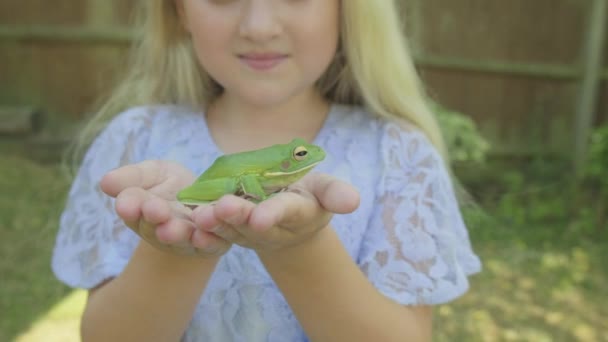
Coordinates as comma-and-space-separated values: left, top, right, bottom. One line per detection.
585, 124, 608, 188
577, 124, 608, 231
474, 160, 570, 233
0, 156, 73, 341
432, 102, 491, 164
444, 155, 607, 341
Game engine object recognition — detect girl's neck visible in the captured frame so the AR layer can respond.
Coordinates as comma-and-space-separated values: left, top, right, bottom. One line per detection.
205, 89, 331, 153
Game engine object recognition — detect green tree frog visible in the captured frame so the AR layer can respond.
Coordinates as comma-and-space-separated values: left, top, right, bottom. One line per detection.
177, 138, 326, 205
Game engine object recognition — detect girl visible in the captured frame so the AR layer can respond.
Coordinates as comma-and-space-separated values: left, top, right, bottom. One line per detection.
52, 0, 481, 341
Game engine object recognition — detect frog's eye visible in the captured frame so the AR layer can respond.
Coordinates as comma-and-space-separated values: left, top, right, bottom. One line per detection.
293, 146, 308, 161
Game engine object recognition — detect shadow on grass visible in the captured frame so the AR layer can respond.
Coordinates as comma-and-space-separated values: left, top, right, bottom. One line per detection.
13, 290, 85, 342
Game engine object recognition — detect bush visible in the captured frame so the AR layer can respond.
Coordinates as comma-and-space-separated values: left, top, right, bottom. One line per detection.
582, 124, 608, 230
432, 102, 490, 164
585, 124, 608, 188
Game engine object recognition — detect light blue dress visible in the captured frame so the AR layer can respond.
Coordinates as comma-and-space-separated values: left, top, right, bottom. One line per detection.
52, 104, 481, 341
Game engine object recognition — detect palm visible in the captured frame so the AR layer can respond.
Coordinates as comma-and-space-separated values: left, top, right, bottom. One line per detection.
191, 172, 360, 252
100, 160, 231, 257
146, 162, 197, 201
101, 160, 196, 201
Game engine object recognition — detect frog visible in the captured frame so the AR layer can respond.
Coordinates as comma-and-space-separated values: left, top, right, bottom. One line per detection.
176, 138, 326, 205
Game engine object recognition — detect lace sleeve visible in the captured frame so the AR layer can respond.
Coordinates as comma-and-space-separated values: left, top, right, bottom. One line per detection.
358, 122, 481, 305
51, 108, 152, 289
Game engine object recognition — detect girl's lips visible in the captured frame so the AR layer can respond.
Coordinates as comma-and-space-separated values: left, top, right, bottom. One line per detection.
239, 53, 287, 71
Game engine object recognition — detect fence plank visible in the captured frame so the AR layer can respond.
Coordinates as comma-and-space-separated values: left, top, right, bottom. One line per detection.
0, 1, 606, 161
414, 54, 584, 80
86, 0, 115, 27
574, 0, 608, 174
0, 26, 132, 44
1, 25, 606, 81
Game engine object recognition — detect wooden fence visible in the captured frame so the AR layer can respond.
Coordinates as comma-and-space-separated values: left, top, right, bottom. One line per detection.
0, 0, 606, 166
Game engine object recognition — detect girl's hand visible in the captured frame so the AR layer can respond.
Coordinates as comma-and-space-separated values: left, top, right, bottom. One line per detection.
99, 160, 231, 258
191, 173, 360, 253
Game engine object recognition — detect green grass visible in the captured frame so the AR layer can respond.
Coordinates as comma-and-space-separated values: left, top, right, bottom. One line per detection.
434, 221, 608, 341
13, 290, 85, 342
0, 155, 77, 341
1, 154, 606, 341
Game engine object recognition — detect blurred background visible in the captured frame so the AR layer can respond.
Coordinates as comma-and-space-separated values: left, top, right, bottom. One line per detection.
0, 0, 606, 341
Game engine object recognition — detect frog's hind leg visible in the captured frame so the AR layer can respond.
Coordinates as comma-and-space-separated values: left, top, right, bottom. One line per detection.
177, 178, 238, 205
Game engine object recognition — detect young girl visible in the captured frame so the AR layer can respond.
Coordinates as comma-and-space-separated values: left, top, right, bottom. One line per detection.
52, 0, 481, 341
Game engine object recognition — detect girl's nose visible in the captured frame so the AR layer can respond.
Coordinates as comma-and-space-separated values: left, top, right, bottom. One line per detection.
239, 0, 282, 42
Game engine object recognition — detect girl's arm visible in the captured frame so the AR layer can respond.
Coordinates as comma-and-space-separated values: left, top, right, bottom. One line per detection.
81, 242, 219, 342
80, 161, 231, 341
257, 227, 432, 342
191, 173, 433, 341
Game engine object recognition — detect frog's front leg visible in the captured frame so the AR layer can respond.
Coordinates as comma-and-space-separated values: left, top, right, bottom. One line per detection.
239, 174, 268, 203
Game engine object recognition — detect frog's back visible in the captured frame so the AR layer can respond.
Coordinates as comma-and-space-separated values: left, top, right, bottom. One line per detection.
196, 148, 280, 181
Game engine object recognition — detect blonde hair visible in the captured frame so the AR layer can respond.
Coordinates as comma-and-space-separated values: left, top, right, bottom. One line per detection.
69, 0, 448, 169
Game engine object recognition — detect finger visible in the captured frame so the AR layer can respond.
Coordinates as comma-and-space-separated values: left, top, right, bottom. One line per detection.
144, 200, 195, 244
141, 197, 185, 244
209, 225, 243, 243
141, 196, 172, 225
100, 160, 167, 197
212, 195, 256, 227
248, 173, 359, 231
191, 228, 232, 254
192, 204, 222, 232
208, 195, 271, 245
250, 191, 325, 232
114, 187, 150, 229
192, 199, 244, 243
305, 173, 360, 214
155, 220, 196, 245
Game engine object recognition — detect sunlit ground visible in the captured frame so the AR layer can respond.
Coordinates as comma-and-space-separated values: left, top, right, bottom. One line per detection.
14, 290, 85, 342
2, 154, 606, 341
434, 240, 608, 341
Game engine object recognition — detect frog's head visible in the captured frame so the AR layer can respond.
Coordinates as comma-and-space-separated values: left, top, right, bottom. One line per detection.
266, 138, 326, 177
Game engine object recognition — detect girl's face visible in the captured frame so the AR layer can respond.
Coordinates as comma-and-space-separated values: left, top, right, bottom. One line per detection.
177, 0, 340, 108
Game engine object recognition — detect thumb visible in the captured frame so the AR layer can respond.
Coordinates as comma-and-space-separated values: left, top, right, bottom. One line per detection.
306, 173, 360, 214
100, 160, 168, 197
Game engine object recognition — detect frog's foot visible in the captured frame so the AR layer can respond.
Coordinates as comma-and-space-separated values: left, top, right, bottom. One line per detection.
266, 188, 288, 199
241, 193, 264, 203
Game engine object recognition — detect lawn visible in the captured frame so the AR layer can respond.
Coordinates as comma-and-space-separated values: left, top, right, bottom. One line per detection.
1, 154, 606, 341
0, 155, 79, 341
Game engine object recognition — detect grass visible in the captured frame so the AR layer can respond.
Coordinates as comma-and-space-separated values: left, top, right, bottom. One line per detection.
434, 221, 608, 341
1, 154, 606, 341
13, 290, 85, 342
0, 155, 78, 341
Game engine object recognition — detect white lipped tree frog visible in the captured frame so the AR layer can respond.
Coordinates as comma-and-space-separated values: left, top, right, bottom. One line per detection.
177, 138, 326, 205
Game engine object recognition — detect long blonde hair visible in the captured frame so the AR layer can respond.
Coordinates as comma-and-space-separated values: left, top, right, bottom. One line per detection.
70, 0, 448, 169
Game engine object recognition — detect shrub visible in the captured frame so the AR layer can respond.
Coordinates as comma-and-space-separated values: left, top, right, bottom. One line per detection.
585, 124, 608, 188
432, 102, 490, 164
583, 124, 608, 230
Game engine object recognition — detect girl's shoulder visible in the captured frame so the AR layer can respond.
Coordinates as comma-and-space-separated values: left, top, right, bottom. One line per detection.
108, 104, 202, 130
112, 103, 206, 141
327, 104, 439, 159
